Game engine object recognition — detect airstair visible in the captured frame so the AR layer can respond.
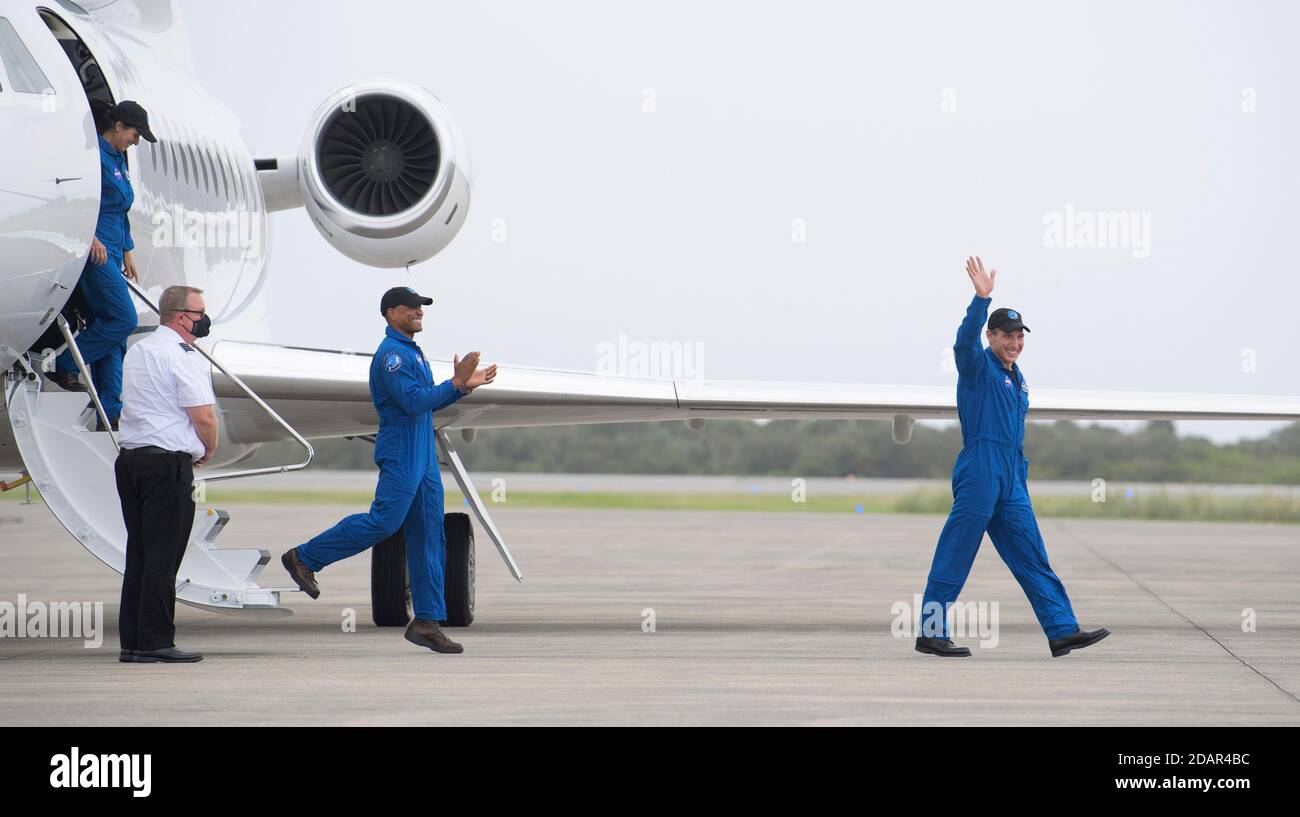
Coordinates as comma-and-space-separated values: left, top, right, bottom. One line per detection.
3, 280, 314, 613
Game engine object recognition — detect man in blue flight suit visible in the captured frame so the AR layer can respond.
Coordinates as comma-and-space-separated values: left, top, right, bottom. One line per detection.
915, 257, 1109, 658
281, 287, 497, 654
48, 101, 157, 430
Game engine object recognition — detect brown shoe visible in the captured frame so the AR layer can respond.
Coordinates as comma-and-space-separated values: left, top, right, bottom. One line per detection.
44, 370, 87, 392
280, 549, 320, 599
404, 619, 464, 654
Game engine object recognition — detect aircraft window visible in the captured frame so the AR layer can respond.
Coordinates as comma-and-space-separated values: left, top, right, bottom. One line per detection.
238, 160, 251, 208
186, 141, 200, 191
211, 143, 227, 202
232, 151, 246, 208
216, 145, 231, 202
208, 145, 221, 200
0, 17, 54, 94
197, 143, 211, 195
224, 148, 239, 206
197, 143, 210, 195
207, 146, 219, 197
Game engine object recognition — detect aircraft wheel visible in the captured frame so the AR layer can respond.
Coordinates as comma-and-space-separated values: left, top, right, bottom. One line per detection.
371, 529, 411, 626
443, 512, 475, 627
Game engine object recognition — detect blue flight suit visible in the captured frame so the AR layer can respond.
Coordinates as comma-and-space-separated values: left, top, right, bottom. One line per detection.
919, 295, 1078, 640
295, 327, 466, 621
56, 134, 139, 419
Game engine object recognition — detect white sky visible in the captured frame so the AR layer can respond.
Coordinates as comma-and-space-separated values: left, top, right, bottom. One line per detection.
180, 0, 1299, 443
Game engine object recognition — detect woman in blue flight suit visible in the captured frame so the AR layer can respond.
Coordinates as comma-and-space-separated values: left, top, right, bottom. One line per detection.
46, 100, 157, 430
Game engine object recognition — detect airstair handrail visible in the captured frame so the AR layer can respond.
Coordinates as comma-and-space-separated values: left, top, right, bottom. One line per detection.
55, 314, 119, 449
124, 278, 314, 484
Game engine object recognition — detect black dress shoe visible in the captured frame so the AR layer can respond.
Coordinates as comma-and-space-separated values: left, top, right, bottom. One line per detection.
281, 549, 320, 599
915, 636, 972, 657
1049, 626, 1111, 657
136, 646, 203, 663
44, 370, 87, 392
119, 649, 138, 663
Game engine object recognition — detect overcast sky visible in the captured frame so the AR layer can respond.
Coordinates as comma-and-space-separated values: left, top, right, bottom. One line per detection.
178, 0, 1299, 443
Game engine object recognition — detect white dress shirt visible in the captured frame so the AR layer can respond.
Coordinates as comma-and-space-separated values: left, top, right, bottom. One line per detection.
118, 325, 216, 459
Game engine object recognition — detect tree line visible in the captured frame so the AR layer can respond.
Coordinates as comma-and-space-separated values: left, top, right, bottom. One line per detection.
249, 419, 1300, 484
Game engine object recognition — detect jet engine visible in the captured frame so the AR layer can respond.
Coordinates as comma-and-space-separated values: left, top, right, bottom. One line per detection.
297, 80, 470, 267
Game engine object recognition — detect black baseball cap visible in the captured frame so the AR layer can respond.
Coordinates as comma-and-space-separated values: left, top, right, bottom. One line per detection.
988, 307, 1030, 333
380, 286, 433, 315
113, 100, 156, 143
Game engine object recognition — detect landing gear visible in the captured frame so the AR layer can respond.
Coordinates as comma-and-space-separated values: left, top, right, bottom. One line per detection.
370, 512, 476, 627
370, 529, 411, 627
443, 512, 476, 627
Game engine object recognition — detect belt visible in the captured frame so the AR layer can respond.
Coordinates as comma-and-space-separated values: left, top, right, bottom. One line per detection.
120, 445, 190, 458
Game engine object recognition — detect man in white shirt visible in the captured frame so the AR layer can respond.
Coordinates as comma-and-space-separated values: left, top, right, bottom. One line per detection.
114, 285, 218, 664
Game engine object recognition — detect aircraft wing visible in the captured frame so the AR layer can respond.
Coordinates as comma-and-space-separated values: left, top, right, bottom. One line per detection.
11, 336, 1294, 610
208, 340, 1300, 444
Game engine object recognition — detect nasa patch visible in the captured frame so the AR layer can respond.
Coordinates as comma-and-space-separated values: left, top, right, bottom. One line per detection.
385, 352, 402, 372
1021, 382, 1029, 392
1003, 376, 1013, 387
1007, 310, 1018, 319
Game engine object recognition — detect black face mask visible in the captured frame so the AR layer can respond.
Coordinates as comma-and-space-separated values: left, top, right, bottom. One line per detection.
187, 313, 211, 339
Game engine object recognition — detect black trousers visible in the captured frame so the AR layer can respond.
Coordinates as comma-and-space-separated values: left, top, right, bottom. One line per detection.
114, 450, 196, 651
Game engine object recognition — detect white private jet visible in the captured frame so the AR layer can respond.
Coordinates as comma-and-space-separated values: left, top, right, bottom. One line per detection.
3, 0, 1298, 628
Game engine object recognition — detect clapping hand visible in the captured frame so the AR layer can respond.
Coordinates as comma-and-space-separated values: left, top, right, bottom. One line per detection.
452, 352, 498, 393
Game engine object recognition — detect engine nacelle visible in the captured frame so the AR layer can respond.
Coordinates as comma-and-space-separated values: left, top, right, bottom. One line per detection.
298, 80, 471, 268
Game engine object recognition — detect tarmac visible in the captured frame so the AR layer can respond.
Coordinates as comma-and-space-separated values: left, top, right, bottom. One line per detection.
1, 499, 1297, 725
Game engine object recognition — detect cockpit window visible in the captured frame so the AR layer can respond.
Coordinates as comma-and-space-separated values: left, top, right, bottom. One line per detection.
0, 17, 54, 94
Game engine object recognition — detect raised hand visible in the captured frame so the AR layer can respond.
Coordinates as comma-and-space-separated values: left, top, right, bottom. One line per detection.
966, 256, 996, 298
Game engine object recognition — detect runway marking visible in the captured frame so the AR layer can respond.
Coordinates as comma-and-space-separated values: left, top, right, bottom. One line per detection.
1055, 521, 1300, 706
